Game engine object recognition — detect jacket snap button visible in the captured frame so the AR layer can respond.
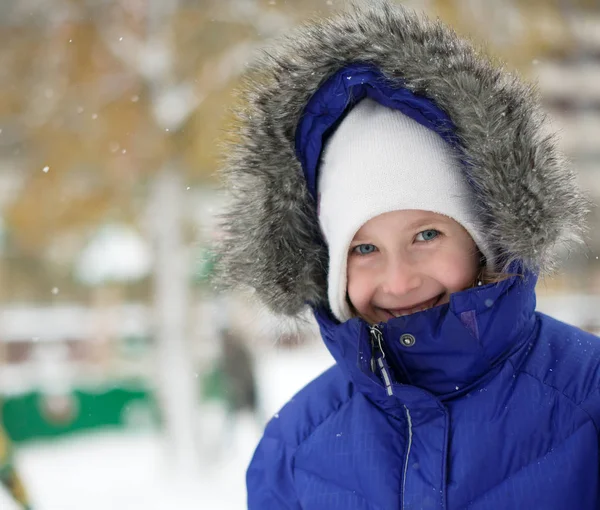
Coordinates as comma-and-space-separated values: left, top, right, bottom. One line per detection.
400, 334, 416, 347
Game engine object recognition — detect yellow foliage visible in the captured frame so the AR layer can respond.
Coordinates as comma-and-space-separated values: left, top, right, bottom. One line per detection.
3, 0, 594, 257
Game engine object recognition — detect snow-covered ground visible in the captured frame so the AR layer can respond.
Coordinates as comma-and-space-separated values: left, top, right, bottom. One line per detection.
7, 341, 334, 510
6, 294, 599, 509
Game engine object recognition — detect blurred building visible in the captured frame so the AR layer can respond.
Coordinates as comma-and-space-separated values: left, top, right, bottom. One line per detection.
533, 11, 600, 299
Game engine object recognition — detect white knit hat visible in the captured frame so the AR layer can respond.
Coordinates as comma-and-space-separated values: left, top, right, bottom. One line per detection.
317, 98, 493, 322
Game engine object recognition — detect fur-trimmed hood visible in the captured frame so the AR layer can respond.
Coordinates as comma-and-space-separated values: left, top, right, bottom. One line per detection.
215, 0, 589, 318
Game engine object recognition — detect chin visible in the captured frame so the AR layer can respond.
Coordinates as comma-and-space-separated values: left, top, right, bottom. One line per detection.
436, 294, 450, 306
356, 311, 379, 325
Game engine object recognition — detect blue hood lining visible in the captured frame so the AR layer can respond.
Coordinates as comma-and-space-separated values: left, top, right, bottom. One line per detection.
295, 63, 533, 322
295, 64, 461, 201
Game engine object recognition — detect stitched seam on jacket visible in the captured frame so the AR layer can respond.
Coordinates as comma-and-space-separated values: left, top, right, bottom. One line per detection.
291, 395, 380, 508
288, 396, 353, 507
265, 487, 300, 510
514, 368, 598, 433
464, 418, 590, 508
578, 387, 600, 434
265, 376, 352, 450
294, 464, 384, 510
294, 396, 353, 447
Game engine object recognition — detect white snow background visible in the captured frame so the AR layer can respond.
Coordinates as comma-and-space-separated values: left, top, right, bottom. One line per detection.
5, 295, 599, 509
7, 341, 334, 510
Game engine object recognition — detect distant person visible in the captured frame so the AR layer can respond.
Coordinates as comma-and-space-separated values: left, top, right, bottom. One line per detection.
216, 2, 600, 509
213, 326, 263, 455
219, 328, 258, 416
0, 425, 31, 510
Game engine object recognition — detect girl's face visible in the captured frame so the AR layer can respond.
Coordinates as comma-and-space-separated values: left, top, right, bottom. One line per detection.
347, 210, 480, 324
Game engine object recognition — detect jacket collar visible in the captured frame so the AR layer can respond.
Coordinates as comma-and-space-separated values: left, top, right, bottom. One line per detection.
313, 267, 538, 399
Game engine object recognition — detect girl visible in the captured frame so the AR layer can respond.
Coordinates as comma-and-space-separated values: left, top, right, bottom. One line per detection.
216, 2, 600, 508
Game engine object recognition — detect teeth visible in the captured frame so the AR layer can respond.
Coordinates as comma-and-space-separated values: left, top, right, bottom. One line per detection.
398, 295, 439, 316
390, 306, 429, 317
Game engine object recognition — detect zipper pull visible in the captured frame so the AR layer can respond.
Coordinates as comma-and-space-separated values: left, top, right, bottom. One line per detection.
370, 325, 394, 396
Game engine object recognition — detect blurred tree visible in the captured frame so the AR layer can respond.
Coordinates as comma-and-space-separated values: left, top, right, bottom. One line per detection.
430, 0, 600, 67
3, 0, 596, 263
0, 0, 337, 300
0, 0, 280, 476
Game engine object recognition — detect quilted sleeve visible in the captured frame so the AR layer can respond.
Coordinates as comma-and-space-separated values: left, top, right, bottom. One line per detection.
246, 433, 302, 510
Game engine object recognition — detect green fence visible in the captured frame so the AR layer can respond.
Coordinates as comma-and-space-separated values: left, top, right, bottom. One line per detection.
2, 384, 160, 443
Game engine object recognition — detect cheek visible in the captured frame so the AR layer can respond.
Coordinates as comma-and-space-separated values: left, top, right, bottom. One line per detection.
437, 252, 479, 290
346, 265, 374, 314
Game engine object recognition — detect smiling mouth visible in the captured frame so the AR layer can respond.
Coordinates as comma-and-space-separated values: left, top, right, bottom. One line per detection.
384, 294, 444, 318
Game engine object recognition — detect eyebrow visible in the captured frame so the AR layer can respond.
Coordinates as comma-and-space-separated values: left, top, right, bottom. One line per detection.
353, 215, 447, 240
403, 216, 447, 230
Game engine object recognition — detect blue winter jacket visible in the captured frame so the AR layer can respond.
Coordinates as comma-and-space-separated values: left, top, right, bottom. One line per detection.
248, 269, 600, 509
213, 3, 598, 509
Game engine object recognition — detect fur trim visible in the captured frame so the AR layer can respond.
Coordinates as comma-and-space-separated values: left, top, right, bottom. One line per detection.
215, 0, 590, 317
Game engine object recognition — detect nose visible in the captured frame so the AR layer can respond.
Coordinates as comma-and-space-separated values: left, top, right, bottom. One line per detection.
380, 255, 422, 296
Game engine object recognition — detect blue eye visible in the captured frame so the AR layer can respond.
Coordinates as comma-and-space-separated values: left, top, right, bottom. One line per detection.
353, 244, 377, 255
416, 229, 440, 242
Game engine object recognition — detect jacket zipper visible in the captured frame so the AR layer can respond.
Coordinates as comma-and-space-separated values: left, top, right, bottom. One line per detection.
402, 404, 413, 507
369, 325, 394, 396
370, 325, 413, 507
